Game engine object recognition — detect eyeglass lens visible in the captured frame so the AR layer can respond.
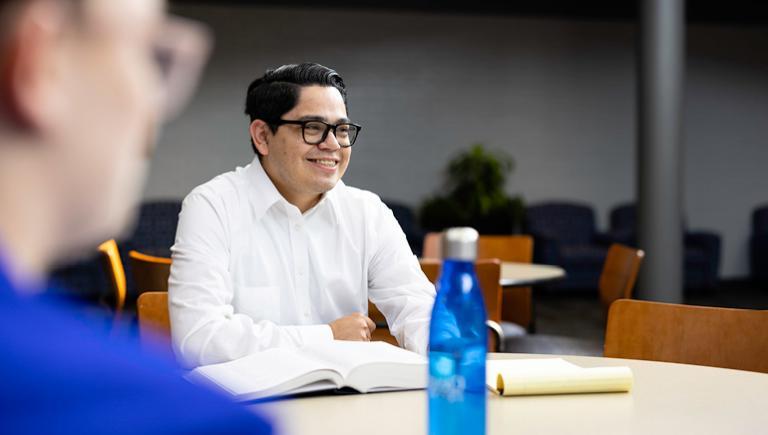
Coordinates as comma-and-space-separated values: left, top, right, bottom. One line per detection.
303, 121, 359, 146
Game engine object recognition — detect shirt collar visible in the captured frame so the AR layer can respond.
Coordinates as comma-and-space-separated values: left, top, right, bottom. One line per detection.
244, 156, 283, 221
244, 156, 343, 226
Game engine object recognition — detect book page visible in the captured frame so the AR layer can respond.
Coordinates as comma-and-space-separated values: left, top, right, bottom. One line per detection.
307, 341, 427, 392
187, 347, 343, 400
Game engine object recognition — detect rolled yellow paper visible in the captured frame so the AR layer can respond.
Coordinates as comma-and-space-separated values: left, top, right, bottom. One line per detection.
495, 366, 633, 396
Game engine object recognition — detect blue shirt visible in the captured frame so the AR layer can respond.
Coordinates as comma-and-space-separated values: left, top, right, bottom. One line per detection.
0, 254, 273, 435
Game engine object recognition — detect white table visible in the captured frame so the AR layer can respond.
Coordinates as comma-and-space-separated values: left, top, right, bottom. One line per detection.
256, 353, 768, 435
500, 262, 565, 287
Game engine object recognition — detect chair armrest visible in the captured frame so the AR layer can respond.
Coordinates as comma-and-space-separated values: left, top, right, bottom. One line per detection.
486, 320, 505, 353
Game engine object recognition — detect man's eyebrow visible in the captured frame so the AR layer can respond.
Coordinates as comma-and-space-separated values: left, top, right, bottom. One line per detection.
297, 115, 324, 122
297, 115, 352, 124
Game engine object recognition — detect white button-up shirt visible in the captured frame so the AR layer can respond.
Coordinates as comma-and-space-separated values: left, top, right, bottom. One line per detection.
169, 157, 435, 368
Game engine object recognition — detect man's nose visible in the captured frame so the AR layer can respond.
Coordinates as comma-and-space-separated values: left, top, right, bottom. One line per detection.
316, 128, 342, 151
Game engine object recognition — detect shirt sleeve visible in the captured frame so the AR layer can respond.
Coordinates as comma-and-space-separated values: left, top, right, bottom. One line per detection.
366, 199, 436, 355
168, 190, 333, 369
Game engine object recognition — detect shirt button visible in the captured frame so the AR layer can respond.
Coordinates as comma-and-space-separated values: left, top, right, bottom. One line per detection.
304, 312, 310, 318
294, 223, 302, 231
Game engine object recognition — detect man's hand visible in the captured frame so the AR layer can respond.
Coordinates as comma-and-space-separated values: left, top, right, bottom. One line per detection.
329, 313, 376, 341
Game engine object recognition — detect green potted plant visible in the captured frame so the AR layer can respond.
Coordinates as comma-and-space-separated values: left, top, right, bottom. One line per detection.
419, 144, 524, 234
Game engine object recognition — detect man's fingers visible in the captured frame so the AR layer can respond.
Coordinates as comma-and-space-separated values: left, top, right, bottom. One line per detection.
364, 315, 376, 332
329, 314, 377, 341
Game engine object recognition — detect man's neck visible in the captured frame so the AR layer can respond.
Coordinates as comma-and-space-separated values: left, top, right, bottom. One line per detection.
259, 162, 324, 214
0, 148, 58, 290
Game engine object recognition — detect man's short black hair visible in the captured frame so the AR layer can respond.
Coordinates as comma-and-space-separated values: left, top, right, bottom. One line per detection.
244, 62, 348, 154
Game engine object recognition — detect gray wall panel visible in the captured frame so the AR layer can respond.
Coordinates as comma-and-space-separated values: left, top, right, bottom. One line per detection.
147, 5, 768, 278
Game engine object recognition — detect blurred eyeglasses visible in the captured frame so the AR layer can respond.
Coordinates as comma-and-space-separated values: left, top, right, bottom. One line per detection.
152, 16, 213, 122
271, 119, 362, 147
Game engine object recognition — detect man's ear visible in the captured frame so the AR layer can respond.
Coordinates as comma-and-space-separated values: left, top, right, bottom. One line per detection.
0, 0, 65, 131
249, 119, 271, 156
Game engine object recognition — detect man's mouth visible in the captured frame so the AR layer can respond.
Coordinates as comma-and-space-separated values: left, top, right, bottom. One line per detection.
307, 158, 339, 168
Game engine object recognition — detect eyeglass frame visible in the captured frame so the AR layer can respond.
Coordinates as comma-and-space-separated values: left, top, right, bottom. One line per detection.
269, 119, 362, 147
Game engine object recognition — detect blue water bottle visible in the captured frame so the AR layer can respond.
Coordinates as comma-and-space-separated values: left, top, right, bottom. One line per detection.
428, 227, 487, 435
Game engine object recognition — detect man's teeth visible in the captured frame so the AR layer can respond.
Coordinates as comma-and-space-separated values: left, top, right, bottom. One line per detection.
310, 159, 337, 167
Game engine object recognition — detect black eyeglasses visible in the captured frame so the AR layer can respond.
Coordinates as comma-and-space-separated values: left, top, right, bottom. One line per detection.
271, 119, 362, 147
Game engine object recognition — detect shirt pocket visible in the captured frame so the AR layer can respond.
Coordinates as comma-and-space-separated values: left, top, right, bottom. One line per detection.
232, 284, 281, 323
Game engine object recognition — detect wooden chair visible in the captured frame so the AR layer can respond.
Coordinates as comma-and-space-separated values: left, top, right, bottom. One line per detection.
129, 250, 172, 294
504, 244, 642, 357
599, 243, 644, 311
419, 258, 503, 324
604, 299, 768, 373
130, 251, 173, 352
422, 232, 442, 260
136, 291, 172, 352
422, 232, 535, 331
370, 258, 505, 351
97, 239, 127, 316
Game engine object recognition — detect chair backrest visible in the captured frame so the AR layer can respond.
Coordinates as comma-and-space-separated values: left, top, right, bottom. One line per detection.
475, 260, 503, 324
136, 291, 172, 351
381, 199, 423, 255
598, 243, 644, 309
753, 205, 768, 235
419, 257, 440, 281
97, 239, 127, 314
609, 203, 636, 232
419, 258, 502, 323
478, 235, 533, 263
604, 299, 768, 373
422, 233, 533, 263
476, 235, 533, 329
524, 202, 596, 244
422, 232, 442, 259
421, 234, 534, 328
126, 200, 182, 256
130, 250, 172, 294
610, 203, 691, 233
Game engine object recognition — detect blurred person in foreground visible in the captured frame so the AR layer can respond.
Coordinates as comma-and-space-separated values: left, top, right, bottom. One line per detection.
169, 63, 436, 368
0, 0, 272, 433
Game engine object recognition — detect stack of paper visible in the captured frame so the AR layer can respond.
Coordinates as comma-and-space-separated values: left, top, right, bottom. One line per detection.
486, 358, 633, 396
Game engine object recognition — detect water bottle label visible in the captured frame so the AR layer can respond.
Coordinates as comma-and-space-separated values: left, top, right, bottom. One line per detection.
430, 375, 466, 403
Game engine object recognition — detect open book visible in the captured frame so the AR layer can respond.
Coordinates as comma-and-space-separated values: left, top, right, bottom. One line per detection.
486, 358, 633, 396
186, 341, 427, 401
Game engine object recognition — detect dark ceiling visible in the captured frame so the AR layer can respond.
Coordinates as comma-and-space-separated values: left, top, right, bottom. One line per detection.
171, 0, 768, 28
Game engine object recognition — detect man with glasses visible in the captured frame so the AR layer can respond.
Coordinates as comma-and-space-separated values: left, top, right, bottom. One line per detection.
169, 63, 435, 368
0, 0, 271, 432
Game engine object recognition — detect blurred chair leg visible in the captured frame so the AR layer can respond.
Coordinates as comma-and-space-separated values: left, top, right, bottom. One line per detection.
502, 286, 533, 332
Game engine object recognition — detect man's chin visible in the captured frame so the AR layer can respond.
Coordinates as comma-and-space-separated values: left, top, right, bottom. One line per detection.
54, 166, 147, 269
52, 205, 137, 270
313, 176, 341, 192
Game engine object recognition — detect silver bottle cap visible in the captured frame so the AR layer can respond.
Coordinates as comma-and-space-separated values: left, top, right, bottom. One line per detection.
442, 227, 479, 261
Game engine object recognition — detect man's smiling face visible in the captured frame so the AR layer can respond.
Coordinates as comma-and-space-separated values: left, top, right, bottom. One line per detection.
257, 85, 351, 211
